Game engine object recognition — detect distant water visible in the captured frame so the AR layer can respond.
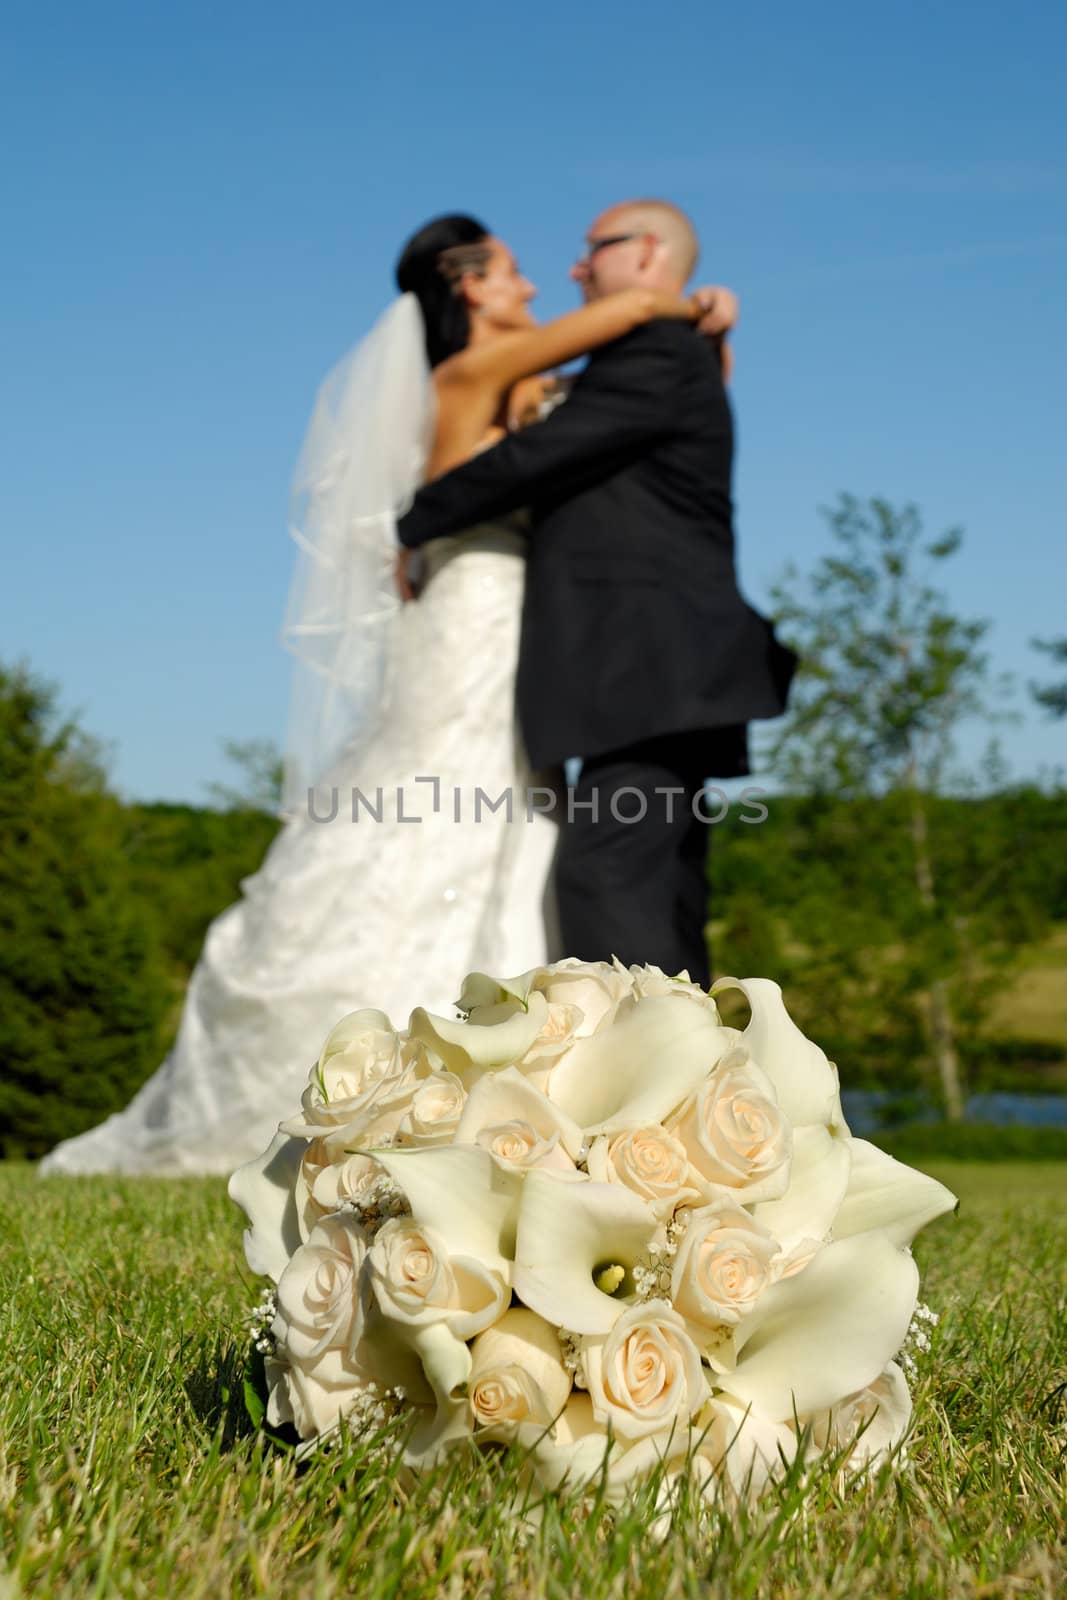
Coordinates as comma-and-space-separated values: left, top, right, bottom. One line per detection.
841, 1090, 1067, 1135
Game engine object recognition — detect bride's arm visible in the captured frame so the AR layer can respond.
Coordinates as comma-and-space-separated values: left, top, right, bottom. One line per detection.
438, 288, 735, 395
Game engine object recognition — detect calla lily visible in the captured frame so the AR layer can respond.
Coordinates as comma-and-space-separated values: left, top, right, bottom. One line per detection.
711, 977, 843, 1130
228, 1131, 304, 1282
369, 1145, 521, 1278
229, 956, 950, 1507
752, 1124, 853, 1252
454, 1068, 585, 1165
723, 1233, 919, 1420
398, 1320, 475, 1468
409, 992, 549, 1078
455, 971, 533, 1012
830, 1139, 957, 1248
548, 996, 735, 1134
512, 1170, 660, 1334
405, 1313, 474, 1401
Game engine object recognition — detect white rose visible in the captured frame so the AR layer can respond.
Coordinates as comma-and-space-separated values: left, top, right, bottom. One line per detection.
670, 1200, 780, 1346
296, 1138, 386, 1236
801, 1360, 912, 1468
600, 1427, 697, 1525
268, 1213, 375, 1438
468, 1309, 572, 1432
319, 1151, 388, 1210
267, 1348, 377, 1441
476, 1120, 567, 1171
367, 1217, 507, 1341
694, 1395, 798, 1501
527, 958, 635, 1036
587, 1125, 702, 1218
620, 960, 720, 1013
669, 1047, 792, 1201
515, 1001, 585, 1089
710, 976, 845, 1130
273, 1212, 367, 1363
520, 1394, 620, 1494
465, 958, 633, 1046
583, 1299, 707, 1440
282, 1010, 422, 1140
396, 1072, 467, 1147
454, 1067, 582, 1174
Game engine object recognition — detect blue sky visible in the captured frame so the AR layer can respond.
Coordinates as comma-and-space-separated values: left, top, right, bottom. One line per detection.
2, 1, 1064, 802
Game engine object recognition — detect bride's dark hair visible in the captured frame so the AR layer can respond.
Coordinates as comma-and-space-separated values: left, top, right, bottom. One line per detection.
395, 213, 492, 368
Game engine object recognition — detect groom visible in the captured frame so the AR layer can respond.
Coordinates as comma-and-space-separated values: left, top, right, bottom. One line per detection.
397, 198, 796, 987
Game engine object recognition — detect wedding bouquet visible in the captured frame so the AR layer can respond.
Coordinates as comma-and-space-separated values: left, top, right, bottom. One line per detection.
230, 959, 956, 1509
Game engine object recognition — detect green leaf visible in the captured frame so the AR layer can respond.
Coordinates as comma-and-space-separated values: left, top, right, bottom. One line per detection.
242, 1344, 268, 1430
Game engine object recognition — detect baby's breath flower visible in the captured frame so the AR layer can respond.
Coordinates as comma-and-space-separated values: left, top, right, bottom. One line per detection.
558, 1329, 588, 1389
897, 1301, 940, 1377
247, 1286, 278, 1356
339, 1171, 411, 1236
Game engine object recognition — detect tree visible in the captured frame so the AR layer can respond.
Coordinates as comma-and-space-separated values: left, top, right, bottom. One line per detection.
1030, 636, 1067, 719
766, 495, 1010, 1120
204, 737, 284, 813
0, 661, 171, 1157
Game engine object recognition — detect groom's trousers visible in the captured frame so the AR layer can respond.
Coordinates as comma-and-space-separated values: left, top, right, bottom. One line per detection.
552, 727, 748, 988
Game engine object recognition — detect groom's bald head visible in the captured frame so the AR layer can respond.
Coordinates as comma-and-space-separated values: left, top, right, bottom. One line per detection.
573, 199, 700, 298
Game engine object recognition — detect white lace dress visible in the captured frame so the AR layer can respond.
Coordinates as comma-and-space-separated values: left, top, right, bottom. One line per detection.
41, 522, 557, 1175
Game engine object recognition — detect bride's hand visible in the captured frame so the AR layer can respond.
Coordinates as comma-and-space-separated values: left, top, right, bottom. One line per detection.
690, 285, 739, 337
395, 549, 419, 602
690, 286, 738, 382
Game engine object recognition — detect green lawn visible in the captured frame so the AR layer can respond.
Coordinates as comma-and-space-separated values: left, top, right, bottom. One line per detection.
1, 1161, 1064, 1599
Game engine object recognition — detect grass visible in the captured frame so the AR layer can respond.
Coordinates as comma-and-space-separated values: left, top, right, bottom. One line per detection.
872, 1125, 1067, 1162
1, 1161, 1064, 1599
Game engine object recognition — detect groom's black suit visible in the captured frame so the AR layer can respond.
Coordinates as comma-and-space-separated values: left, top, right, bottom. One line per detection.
397, 318, 796, 983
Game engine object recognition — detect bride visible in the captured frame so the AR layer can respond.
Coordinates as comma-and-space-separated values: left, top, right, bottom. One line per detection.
42, 213, 736, 1175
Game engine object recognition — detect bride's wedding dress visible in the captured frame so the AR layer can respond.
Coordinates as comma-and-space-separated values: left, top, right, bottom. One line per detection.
41, 520, 556, 1175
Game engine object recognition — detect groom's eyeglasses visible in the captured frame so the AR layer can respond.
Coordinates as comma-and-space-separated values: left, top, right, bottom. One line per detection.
578, 231, 654, 264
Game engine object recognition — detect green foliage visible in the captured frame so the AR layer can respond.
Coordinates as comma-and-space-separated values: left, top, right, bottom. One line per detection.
204, 737, 284, 813
758, 496, 1028, 1117
2, 1161, 1064, 1596
242, 1344, 268, 1432
1030, 635, 1067, 720
768, 494, 1001, 795
0, 663, 172, 1158
715, 788, 1067, 1090
121, 800, 279, 972
872, 1122, 1067, 1162
0, 660, 283, 1156
3, 620, 1062, 1159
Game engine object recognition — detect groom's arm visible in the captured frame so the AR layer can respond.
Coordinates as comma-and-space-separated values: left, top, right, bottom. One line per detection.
397, 322, 688, 549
